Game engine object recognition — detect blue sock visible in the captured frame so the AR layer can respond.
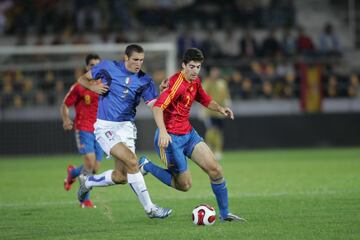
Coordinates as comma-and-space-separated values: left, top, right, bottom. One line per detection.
70, 165, 83, 178
84, 192, 90, 201
144, 162, 172, 186
211, 181, 229, 218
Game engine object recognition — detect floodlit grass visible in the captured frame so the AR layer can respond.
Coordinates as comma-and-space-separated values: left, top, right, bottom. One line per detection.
0, 148, 359, 240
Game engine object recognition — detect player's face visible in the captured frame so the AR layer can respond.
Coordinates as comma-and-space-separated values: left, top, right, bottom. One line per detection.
182, 61, 202, 81
86, 58, 100, 71
125, 52, 144, 73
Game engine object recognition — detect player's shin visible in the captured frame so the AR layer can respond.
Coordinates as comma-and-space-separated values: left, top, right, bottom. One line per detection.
71, 165, 84, 178
85, 170, 115, 188
127, 172, 154, 212
144, 161, 172, 186
211, 178, 229, 218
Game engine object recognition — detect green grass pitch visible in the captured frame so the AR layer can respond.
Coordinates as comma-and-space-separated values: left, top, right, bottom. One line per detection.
1, 148, 359, 240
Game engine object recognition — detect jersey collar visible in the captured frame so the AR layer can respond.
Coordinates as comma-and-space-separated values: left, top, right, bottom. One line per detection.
119, 61, 136, 76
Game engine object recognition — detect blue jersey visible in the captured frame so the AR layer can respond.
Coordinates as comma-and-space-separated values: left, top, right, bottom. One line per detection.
91, 60, 158, 122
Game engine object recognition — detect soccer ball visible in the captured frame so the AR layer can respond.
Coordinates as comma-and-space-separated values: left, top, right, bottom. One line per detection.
192, 204, 216, 226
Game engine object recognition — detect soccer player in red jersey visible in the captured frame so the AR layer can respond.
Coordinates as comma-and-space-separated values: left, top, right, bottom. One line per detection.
139, 48, 246, 222
60, 54, 102, 208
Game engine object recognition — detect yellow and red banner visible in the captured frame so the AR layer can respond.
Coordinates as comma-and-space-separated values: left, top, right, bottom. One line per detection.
300, 63, 322, 112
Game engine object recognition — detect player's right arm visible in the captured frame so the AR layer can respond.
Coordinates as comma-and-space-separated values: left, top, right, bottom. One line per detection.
77, 70, 109, 94
159, 78, 169, 93
153, 106, 172, 148
60, 103, 73, 130
152, 75, 183, 148
60, 84, 79, 130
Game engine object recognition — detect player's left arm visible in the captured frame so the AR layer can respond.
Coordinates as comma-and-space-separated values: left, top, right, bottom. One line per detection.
207, 100, 234, 120
78, 70, 109, 94
142, 77, 159, 108
197, 82, 234, 120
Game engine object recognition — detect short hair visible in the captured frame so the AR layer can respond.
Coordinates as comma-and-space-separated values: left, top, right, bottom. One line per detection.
125, 44, 144, 57
85, 53, 100, 65
182, 48, 204, 64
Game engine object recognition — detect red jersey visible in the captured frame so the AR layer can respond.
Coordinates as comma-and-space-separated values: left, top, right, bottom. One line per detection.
63, 83, 98, 132
154, 72, 212, 134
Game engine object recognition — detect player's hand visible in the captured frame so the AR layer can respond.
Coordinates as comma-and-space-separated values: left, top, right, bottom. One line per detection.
158, 129, 172, 148
159, 78, 169, 92
220, 107, 234, 120
63, 119, 73, 130
90, 83, 109, 94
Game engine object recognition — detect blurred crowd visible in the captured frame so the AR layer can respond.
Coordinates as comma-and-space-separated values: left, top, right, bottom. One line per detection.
0, 0, 358, 110
0, 68, 75, 109
184, 23, 341, 60
204, 63, 359, 101
0, 62, 359, 110
1, 0, 294, 43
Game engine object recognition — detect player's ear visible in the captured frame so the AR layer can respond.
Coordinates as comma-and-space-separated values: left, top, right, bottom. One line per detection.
124, 54, 129, 62
182, 62, 186, 69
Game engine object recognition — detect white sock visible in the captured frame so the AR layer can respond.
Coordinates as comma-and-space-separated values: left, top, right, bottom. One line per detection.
127, 171, 155, 212
85, 170, 115, 188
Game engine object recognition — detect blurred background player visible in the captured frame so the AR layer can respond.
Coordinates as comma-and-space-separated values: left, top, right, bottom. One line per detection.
140, 48, 245, 222
202, 67, 232, 161
61, 53, 102, 208
77, 44, 172, 218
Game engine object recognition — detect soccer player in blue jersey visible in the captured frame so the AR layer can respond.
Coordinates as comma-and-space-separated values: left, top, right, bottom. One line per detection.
77, 44, 172, 219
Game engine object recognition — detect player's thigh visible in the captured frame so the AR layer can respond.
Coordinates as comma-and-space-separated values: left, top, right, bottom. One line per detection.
154, 129, 188, 174
110, 142, 138, 173
94, 121, 136, 158
76, 130, 96, 155
191, 142, 223, 178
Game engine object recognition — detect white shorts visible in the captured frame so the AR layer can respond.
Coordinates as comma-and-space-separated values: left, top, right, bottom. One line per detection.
94, 119, 137, 157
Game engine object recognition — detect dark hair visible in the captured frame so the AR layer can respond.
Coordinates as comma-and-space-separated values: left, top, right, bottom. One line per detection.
182, 48, 204, 64
125, 44, 144, 57
85, 53, 100, 65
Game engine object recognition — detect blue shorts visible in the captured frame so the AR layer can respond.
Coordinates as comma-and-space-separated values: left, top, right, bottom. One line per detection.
75, 130, 103, 161
154, 128, 203, 174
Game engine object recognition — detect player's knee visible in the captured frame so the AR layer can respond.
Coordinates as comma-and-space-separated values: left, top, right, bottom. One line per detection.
112, 170, 127, 184
208, 166, 223, 179
126, 157, 138, 173
177, 181, 192, 192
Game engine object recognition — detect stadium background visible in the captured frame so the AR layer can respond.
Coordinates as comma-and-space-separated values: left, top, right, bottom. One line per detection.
0, 0, 359, 154
0, 1, 359, 240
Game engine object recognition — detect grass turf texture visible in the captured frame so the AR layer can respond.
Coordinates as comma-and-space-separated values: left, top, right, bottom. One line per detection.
0, 148, 359, 240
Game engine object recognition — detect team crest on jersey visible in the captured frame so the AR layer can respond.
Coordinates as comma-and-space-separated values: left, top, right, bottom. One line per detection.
105, 131, 114, 141
125, 77, 131, 85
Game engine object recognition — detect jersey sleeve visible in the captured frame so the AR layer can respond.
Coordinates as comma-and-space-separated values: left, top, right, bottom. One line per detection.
90, 60, 111, 85
142, 76, 159, 104
63, 84, 80, 107
154, 75, 184, 110
195, 80, 212, 107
